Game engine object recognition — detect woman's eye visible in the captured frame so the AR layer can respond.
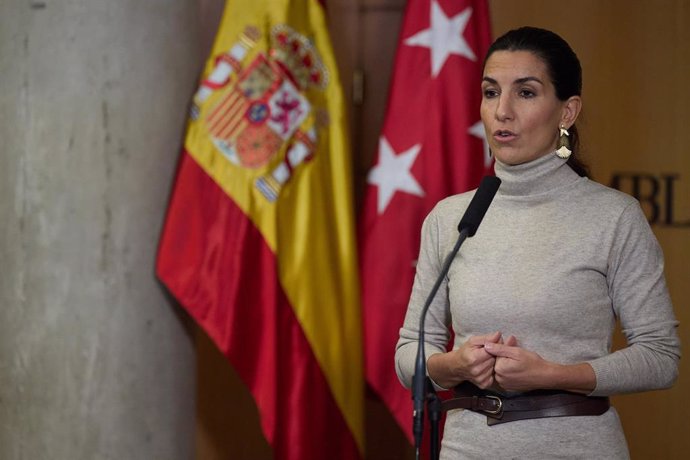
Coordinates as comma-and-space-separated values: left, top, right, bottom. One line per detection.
483, 89, 498, 98
519, 89, 535, 98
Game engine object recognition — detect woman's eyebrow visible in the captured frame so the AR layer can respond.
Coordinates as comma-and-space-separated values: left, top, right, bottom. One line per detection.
514, 76, 544, 85
481, 76, 544, 85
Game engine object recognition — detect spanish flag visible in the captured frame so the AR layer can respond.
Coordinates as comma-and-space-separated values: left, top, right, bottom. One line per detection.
156, 1, 363, 458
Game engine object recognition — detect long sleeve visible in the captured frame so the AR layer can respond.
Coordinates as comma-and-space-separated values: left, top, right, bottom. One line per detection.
588, 201, 681, 395
394, 206, 453, 388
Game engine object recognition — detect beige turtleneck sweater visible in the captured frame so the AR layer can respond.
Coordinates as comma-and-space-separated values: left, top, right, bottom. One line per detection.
395, 152, 680, 459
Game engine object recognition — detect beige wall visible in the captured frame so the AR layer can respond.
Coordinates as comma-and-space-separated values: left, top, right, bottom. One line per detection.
196, 1, 689, 458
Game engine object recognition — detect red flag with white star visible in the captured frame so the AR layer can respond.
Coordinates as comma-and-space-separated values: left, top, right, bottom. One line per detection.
359, 0, 492, 442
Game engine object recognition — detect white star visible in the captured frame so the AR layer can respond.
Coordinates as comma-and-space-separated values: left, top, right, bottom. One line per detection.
468, 121, 492, 168
404, 1, 476, 77
367, 137, 425, 214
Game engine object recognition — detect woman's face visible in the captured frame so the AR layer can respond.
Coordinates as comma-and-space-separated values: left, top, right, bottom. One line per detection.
481, 50, 571, 165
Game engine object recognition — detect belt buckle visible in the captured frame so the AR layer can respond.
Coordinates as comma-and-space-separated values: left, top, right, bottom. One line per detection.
483, 395, 503, 415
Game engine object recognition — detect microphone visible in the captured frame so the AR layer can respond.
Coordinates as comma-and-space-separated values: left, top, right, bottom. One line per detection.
412, 175, 501, 459
458, 176, 502, 236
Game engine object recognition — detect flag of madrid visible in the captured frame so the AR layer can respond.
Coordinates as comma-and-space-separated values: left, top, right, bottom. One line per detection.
359, 0, 493, 443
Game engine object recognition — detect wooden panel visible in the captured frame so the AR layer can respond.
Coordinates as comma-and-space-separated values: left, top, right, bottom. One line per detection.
195, 328, 273, 460
326, 0, 361, 152
355, 0, 406, 210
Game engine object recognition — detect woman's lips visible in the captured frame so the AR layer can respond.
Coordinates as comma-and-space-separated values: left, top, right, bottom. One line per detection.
493, 129, 517, 143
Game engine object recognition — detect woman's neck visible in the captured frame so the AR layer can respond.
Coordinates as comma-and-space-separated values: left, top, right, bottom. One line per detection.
493, 152, 581, 197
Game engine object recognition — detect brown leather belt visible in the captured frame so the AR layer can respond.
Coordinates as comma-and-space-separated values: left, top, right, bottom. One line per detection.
441, 382, 610, 426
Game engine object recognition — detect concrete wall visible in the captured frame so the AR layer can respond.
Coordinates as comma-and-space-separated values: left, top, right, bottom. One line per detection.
0, 1, 202, 458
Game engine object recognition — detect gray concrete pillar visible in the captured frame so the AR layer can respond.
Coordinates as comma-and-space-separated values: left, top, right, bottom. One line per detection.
0, 1, 202, 458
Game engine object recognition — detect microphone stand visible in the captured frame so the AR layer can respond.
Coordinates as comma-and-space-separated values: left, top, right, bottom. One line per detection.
427, 379, 442, 460
412, 228, 469, 460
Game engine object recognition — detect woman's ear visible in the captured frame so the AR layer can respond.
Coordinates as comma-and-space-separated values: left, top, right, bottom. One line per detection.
561, 95, 582, 128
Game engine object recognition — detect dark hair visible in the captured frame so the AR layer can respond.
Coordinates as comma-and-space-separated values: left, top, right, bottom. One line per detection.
485, 27, 589, 177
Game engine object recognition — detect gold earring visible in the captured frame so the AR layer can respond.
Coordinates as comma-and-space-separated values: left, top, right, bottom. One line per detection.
556, 125, 572, 159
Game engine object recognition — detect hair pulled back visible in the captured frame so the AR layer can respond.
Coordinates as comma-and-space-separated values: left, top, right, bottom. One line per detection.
485, 27, 588, 177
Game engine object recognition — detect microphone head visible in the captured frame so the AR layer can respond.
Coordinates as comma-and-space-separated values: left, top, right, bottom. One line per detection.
458, 176, 501, 237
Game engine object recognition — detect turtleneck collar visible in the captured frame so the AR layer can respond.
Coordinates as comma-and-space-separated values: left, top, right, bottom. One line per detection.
493, 151, 582, 197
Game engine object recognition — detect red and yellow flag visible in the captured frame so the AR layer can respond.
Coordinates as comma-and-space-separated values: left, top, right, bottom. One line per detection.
156, 1, 363, 458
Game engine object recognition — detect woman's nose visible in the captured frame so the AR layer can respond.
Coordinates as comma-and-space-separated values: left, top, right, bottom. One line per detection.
495, 95, 513, 121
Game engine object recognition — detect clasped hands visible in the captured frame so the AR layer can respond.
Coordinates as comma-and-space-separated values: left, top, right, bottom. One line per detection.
427, 331, 556, 392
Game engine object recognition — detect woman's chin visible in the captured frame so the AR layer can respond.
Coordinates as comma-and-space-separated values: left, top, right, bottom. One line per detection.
494, 148, 552, 166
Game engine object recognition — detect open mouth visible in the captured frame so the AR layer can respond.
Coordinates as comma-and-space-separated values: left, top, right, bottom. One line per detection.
493, 130, 517, 142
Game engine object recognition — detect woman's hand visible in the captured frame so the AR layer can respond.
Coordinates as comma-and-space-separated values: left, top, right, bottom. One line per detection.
485, 337, 596, 393
427, 331, 502, 389
484, 336, 551, 392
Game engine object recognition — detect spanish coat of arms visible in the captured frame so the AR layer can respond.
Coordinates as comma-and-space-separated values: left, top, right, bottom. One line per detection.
191, 25, 329, 202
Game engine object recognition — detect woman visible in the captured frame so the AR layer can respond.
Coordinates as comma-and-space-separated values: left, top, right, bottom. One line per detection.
395, 26, 680, 459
